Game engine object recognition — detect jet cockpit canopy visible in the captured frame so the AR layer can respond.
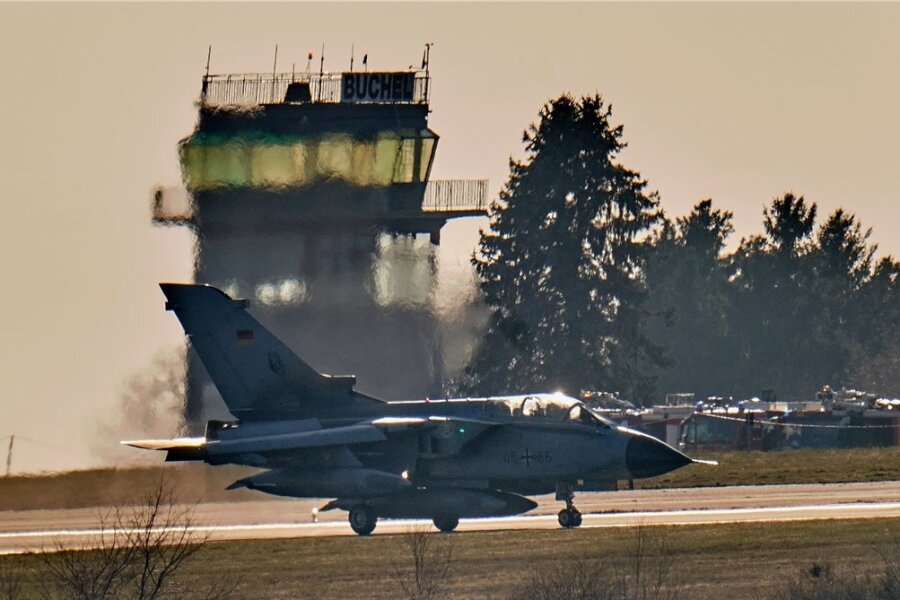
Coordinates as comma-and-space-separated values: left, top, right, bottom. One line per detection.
502, 393, 613, 427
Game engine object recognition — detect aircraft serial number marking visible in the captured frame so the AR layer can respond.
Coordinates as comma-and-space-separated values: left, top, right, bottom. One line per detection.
504, 449, 552, 466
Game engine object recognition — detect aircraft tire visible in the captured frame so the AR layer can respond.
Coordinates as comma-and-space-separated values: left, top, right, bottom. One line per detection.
433, 516, 459, 533
558, 508, 581, 529
349, 506, 377, 536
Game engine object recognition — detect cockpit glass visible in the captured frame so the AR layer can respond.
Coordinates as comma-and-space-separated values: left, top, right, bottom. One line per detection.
569, 404, 613, 427
509, 394, 614, 426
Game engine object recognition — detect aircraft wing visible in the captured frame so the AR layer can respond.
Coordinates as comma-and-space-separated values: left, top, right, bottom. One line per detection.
368, 415, 497, 456
121, 437, 206, 450
123, 416, 497, 461
122, 424, 387, 458
370, 415, 498, 430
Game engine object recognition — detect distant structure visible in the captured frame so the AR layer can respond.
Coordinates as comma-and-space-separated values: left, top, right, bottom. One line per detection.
153, 49, 487, 425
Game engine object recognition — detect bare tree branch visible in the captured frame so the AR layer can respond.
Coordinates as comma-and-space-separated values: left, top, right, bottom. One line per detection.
392, 525, 455, 600
39, 478, 228, 600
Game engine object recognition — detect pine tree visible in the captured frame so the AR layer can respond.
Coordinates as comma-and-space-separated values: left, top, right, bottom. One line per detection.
463, 95, 663, 401
729, 193, 819, 397
645, 199, 736, 398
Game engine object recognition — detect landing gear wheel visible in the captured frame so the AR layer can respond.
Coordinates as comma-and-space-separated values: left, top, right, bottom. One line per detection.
349, 505, 377, 536
558, 508, 582, 529
433, 516, 459, 533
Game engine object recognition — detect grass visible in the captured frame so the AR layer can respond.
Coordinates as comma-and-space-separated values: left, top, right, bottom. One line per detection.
2, 518, 900, 599
0, 464, 261, 511
1, 446, 899, 511
638, 446, 900, 489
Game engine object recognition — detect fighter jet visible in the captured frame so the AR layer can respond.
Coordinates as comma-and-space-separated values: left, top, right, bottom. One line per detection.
125, 283, 708, 536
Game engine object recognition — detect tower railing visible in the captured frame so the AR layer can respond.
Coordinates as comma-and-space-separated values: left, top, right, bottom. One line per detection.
151, 179, 488, 225
201, 71, 430, 107
422, 179, 489, 213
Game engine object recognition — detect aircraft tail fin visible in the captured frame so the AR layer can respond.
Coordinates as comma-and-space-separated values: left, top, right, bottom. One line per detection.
160, 283, 378, 420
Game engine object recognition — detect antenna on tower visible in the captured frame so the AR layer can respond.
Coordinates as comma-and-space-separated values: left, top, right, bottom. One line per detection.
423, 43, 433, 104
318, 43, 326, 101
350, 44, 355, 72
271, 44, 279, 100
201, 45, 212, 101
5, 435, 13, 477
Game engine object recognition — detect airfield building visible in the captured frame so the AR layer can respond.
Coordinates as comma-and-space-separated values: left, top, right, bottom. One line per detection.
153, 59, 487, 425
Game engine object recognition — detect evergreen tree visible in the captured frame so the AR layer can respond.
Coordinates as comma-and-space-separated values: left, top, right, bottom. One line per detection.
729, 193, 819, 397
849, 255, 900, 395
806, 209, 877, 386
463, 95, 663, 401
645, 199, 736, 398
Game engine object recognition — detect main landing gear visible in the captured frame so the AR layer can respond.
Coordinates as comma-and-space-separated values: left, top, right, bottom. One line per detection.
556, 484, 583, 529
432, 516, 459, 533
349, 505, 377, 536
347, 506, 460, 535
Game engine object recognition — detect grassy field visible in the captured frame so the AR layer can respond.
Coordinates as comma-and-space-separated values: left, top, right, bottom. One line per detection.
637, 446, 900, 489
2, 518, 899, 599
1, 446, 899, 511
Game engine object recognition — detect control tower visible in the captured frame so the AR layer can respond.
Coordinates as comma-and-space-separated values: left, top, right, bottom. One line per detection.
153, 55, 487, 425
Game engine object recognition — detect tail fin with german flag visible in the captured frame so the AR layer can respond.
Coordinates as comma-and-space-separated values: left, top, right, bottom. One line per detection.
159, 283, 382, 421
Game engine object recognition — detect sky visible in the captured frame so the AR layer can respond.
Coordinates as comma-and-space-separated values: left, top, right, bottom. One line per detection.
0, 2, 898, 473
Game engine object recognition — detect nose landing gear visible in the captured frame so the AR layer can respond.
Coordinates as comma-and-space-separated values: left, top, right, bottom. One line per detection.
556, 483, 583, 529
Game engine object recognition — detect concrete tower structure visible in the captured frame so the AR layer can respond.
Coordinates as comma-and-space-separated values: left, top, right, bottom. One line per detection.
153, 56, 487, 425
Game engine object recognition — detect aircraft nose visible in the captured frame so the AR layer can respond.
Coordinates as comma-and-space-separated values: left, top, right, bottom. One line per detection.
625, 433, 692, 479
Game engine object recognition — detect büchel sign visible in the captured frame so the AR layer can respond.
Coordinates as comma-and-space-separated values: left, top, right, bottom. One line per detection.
341, 72, 416, 103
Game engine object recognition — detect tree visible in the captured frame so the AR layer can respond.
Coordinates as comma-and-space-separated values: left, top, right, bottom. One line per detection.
511, 524, 685, 600
849, 255, 900, 395
464, 94, 664, 401
728, 193, 820, 397
391, 525, 454, 600
645, 199, 736, 398
94, 347, 187, 464
804, 209, 878, 387
39, 481, 233, 600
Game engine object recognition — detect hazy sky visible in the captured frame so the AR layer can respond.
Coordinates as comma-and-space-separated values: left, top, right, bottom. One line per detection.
1, 3, 898, 473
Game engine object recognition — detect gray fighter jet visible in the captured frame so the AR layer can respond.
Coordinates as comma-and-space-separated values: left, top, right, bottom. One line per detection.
125, 284, 708, 535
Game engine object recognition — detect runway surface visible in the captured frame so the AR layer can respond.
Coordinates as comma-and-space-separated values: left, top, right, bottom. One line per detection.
2, 480, 899, 554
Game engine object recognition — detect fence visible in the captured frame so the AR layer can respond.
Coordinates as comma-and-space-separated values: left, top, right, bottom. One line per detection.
422, 179, 489, 213
201, 71, 430, 107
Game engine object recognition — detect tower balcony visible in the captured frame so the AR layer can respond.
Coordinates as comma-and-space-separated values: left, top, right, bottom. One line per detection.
151, 178, 488, 241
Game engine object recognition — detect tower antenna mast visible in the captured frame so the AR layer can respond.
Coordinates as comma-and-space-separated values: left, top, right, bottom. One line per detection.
201, 45, 212, 102
5, 435, 13, 477
423, 43, 433, 104
271, 44, 279, 101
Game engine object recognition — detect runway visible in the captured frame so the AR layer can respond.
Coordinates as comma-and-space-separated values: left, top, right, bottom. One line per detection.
2, 480, 899, 555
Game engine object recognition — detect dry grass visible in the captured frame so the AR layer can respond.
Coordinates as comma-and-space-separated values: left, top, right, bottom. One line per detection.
639, 446, 900, 489
3, 518, 899, 599
0, 464, 260, 511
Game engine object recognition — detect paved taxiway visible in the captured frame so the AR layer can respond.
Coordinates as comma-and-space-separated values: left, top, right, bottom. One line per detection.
2, 481, 898, 554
